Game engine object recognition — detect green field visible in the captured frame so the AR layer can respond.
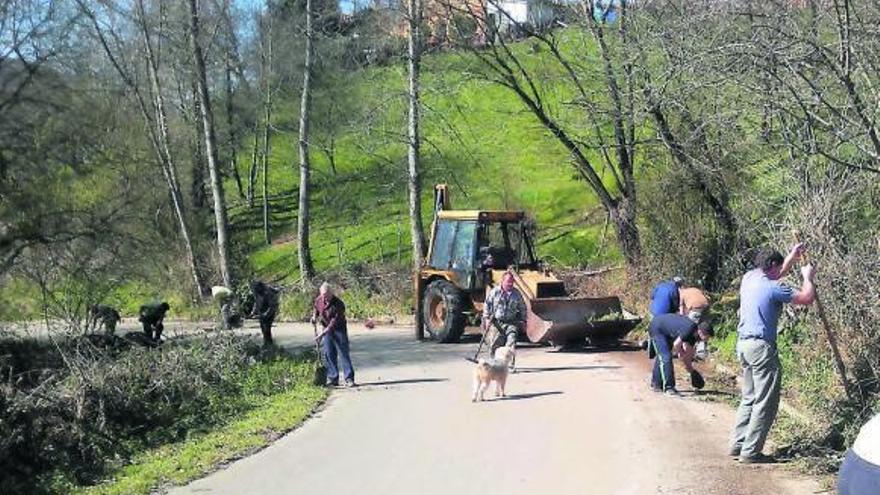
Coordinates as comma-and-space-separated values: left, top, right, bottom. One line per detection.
234, 33, 622, 283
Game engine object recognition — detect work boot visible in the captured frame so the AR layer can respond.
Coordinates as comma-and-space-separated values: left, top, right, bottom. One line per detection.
739, 453, 776, 464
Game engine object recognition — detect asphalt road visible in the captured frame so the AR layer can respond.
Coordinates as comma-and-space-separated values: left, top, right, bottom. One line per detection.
167, 323, 824, 495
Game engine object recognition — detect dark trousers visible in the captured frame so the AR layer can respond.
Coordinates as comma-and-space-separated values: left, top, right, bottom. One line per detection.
142, 321, 163, 341
838, 449, 880, 495
322, 330, 355, 383
259, 310, 276, 346
650, 333, 675, 391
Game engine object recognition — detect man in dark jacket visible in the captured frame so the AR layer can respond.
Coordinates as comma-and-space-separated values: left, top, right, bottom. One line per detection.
250, 280, 280, 347
139, 302, 170, 342
312, 282, 355, 387
89, 304, 121, 335
649, 313, 713, 395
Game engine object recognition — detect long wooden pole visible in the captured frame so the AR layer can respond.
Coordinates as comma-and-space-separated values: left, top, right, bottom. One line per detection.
796, 235, 857, 403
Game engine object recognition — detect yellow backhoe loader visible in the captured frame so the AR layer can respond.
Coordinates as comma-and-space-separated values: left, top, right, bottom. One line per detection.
414, 184, 640, 345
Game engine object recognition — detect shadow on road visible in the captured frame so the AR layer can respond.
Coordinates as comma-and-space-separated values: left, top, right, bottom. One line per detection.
514, 365, 621, 374
550, 343, 643, 354
684, 389, 737, 398
346, 333, 494, 369
356, 378, 449, 387
501, 391, 564, 401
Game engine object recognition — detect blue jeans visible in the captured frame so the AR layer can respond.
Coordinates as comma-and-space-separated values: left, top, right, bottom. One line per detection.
322, 330, 355, 383
650, 333, 675, 391
838, 449, 880, 495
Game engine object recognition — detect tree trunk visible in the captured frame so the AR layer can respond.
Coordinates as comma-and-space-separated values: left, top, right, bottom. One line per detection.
646, 95, 738, 289
248, 121, 258, 208
136, 0, 204, 297
406, 0, 426, 269
609, 197, 641, 267
262, 101, 271, 245
225, 57, 245, 200
188, 0, 232, 287
190, 80, 207, 209
260, 23, 272, 242
297, 0, 315, 282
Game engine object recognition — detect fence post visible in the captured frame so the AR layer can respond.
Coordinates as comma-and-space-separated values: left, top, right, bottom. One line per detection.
396, 217, 402, 262
337, 237, 343, 265
376, 234, 383, 263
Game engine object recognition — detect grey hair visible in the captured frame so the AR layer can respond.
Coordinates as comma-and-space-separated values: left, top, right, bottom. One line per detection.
319, 282, 333, 294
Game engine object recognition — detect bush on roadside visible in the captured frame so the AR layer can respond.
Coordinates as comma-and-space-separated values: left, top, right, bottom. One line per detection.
0, 332, 309, 494
276, 263, 412, 322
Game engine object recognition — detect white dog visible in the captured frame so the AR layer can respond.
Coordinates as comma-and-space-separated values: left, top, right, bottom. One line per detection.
471, 346, 515, 402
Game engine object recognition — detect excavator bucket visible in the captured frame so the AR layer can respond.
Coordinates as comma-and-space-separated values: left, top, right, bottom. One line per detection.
510, 271, 641, 345
525, 296, 641, 345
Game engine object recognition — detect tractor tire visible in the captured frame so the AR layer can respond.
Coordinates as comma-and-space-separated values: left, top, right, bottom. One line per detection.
422, 279, 466, 343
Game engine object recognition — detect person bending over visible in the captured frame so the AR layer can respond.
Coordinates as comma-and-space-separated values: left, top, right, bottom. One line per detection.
648, 313, 713, 396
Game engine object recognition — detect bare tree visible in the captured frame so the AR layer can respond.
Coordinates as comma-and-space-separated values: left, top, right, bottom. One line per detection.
188, 0, 232, 287
259, 13, 273, 244
297, 0, 316, 281
447, 0, 642, 265
0, 0, 83, 273
406, 0, 427, 269
743, 0, 880, 175
220, 0, 246, 200
224, 52, 245, 200
248, 119, 259, 208
628, 1, 744, 288
77, 0, 205, 296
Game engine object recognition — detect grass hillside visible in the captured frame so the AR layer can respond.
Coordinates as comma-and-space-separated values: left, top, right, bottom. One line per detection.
232, 33, 621, 283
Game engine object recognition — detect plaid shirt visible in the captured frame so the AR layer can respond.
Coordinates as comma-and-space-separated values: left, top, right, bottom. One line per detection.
314, 295, 346, 334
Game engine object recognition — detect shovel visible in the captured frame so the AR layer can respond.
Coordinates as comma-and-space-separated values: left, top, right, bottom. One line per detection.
312, 322, 327, 386
465, 319, 515, 372
465, 324, 490, 364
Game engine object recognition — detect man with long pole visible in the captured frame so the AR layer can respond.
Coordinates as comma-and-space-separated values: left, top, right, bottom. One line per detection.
730, 244, 816, 464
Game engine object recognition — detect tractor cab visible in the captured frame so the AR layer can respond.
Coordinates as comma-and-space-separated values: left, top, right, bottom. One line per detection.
426, 210, 538, 293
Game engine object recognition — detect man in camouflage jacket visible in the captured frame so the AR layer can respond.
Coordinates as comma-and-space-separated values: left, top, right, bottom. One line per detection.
483, 271, 527, 353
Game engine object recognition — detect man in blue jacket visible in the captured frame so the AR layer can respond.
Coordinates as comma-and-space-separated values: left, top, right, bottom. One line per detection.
643, 277, 684, 354
650, 276, 683, 317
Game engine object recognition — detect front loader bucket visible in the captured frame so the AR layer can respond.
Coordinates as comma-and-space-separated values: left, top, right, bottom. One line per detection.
524, 296, 641, 345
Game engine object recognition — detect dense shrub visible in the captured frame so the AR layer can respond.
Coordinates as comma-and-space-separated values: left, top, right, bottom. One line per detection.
277, 263, 412, 322
0, 332, 305, 494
